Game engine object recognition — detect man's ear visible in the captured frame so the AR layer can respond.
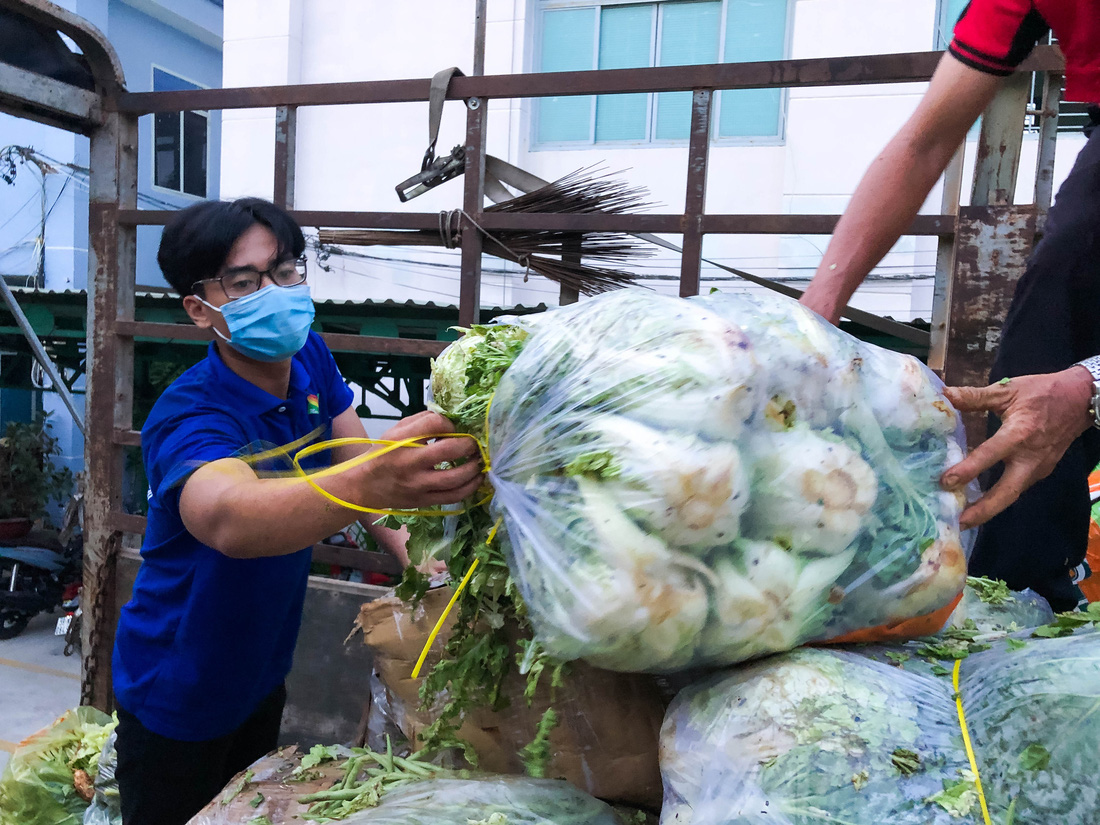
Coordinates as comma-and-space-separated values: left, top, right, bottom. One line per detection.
182, 294, 213, 328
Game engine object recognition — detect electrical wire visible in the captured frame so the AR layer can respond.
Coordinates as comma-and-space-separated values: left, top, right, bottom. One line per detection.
0, 190, 40, 234
311, 239, 936, 286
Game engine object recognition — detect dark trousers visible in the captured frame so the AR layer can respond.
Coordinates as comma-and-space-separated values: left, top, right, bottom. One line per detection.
115, 683, 286, 825
970, 119, 1100, 611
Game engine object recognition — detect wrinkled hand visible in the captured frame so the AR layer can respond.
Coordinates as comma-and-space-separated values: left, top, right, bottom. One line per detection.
358, 411, 484, 509
941, 367, 1094, 530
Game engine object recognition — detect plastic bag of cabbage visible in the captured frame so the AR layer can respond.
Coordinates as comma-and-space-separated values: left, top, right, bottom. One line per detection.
477, 288, 968, 672
334, 777, 625, 825
659, 629, 1100, 824
945, 576, 1054, 634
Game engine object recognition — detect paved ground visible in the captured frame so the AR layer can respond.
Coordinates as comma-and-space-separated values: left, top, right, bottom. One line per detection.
0, 610, 82, 774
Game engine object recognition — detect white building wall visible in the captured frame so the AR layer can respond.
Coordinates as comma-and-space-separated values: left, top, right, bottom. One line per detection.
220, 0, 1087, 321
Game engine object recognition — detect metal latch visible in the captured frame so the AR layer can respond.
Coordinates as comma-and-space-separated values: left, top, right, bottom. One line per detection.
395, 144, 466, 202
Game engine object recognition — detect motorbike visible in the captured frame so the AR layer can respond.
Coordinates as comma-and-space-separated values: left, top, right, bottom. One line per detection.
0, 485, 83, 640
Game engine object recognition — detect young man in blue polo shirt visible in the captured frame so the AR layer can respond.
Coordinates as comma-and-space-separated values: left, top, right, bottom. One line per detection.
111, 198, 483, 825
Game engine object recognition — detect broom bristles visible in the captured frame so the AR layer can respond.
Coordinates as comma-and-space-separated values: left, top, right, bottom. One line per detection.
317, 167, 655, 296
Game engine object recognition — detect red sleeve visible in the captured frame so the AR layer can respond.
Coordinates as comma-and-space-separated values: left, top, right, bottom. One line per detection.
948, 0, 1050, 76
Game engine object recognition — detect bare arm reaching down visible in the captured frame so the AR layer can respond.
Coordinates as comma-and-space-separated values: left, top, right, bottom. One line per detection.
799, 54, 1002, 324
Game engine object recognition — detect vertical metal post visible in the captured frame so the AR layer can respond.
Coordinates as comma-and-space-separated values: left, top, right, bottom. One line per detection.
679, 89, 711, 298
0, 275, 84, 432
84, 109, 138, 710
473, 0, 487, 77
274, 105, 298, 210
927, 146, 964, 374
971, 71, 1031, 207
944, 72, 1033, 444
459, 97, 487, 326
560, 235, 581, 305
1034, 71, 1063, 214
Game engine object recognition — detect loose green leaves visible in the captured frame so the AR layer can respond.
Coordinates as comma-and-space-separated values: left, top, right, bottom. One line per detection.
1018, 743, 1051, 772
891, 748, 921, 776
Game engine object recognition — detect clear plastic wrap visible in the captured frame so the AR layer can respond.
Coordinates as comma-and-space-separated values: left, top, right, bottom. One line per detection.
334, 777, 623, 825
81, 730, 121, 825
0, 706, 116, 825
485, 289, 970, 672
945, 577, 1055, 634
187, 746, 348, 825
659, 632, 1100, 824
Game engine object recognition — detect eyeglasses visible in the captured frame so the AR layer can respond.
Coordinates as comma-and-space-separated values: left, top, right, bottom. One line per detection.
196, 257, 307, 300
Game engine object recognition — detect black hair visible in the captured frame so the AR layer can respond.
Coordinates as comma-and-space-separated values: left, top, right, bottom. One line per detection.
157, 197, 306, 296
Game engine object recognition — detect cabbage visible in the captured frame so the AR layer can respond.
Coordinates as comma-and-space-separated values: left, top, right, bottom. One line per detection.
745, 427, 877, 556
486, 290, 968, 672
400, 288, 969, 711
660, 628, 1100, 824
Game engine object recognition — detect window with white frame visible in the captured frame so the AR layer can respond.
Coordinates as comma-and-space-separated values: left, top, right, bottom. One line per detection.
152, 68, 208, 198
935, 0, 967, 49
534, 0, 790, 146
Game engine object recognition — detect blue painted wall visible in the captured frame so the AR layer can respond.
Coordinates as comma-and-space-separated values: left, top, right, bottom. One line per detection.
105, 0, 222, 290
0, 0, 221, 455
0, 123, 82, 290
0, 0, 221, 293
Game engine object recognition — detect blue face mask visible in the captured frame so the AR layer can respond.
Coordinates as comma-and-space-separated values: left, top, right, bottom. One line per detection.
200, 283, 316, 363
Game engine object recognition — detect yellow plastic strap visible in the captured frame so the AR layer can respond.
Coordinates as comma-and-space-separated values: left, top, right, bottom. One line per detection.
288, 433, 492, 517
952, 659, 992, 825
410, 558, 480, 680
236, 425, 328, 468
410, 516, 504, 680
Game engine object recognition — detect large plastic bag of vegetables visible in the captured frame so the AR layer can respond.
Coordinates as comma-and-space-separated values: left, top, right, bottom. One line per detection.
659, 625, 1100, 825
0, 706, 116, 825
335, 777, 624, 824
479, 289, 968, 672
190, 744, 643, 825
944, 576, 1054, 634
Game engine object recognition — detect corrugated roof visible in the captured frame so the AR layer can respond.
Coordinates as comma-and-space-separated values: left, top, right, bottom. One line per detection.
5, 286, 551, 314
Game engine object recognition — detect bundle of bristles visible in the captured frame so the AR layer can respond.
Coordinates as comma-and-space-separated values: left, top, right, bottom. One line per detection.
317, 168, 656, 295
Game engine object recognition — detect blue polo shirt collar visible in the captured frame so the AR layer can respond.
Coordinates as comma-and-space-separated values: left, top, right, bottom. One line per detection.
205, 342, 312, 414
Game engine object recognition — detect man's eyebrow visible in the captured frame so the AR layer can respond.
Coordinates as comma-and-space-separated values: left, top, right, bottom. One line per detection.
222, 262, 275, 275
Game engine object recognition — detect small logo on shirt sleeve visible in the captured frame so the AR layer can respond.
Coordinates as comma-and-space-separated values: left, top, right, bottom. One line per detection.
307, 393, 320, 416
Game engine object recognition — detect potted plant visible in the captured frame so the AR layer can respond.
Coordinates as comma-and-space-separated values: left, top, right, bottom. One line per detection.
0, 416, 74, 540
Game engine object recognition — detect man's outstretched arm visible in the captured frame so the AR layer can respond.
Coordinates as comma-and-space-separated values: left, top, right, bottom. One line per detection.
799, 54, 1002, 324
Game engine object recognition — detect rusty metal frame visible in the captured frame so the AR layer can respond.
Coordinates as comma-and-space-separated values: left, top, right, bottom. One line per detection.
0, 0, 124, 132
0, 0, 128, 708
0, 0, 1068, 710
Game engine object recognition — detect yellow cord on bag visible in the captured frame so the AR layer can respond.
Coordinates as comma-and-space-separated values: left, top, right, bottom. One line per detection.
269, 396, 502, 680
410, 558, 479, 680
286, 432, 492, 517
236, 425, 329, 469
410, 517, 504, 679
271, 390, 499, 518
952, 659, 992, 825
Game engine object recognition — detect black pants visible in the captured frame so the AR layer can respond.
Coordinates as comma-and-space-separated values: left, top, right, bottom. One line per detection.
115, 683, 286, 825
970, 118, 1100, 611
